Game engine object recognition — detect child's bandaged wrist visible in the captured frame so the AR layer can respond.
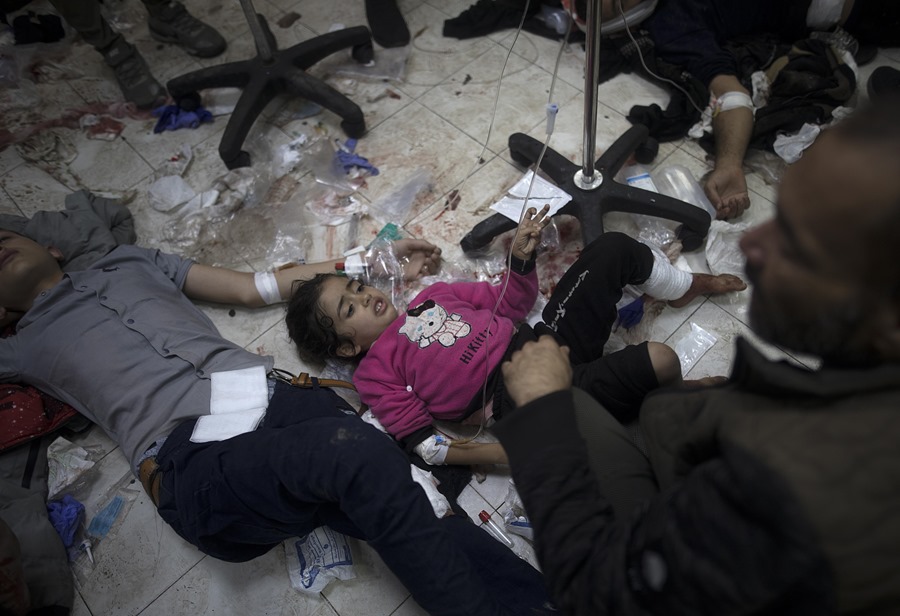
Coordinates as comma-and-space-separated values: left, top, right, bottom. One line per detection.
413, 434, 450, 465
712, 91, 754, 117
254, 271, 281, 304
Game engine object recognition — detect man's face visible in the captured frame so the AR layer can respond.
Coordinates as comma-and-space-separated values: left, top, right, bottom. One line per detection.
739, 131, 900, 364
318, 276, 399, 357
0, 231, 64, 313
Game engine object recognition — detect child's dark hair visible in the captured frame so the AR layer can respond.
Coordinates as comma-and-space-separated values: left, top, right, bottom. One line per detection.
286, 274, 356, 364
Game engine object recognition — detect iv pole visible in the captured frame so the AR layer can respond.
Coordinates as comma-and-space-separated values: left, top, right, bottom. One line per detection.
460, 0, 712, 254
576, 0, 604, 190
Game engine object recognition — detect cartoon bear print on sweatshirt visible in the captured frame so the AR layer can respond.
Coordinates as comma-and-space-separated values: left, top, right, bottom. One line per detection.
400, 299, 471, 348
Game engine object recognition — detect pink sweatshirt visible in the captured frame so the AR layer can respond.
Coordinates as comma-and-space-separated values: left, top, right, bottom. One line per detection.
354, 268, 538, 440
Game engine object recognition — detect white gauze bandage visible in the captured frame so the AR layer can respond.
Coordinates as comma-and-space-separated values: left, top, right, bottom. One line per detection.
343, 251, 368, 278
713, 91, 754, 117
413, 434, 450, 466
635, 243, 693, 301
254, 271, 281, 305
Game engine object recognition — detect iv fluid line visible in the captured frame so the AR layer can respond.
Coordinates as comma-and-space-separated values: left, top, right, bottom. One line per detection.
454, 13, 572, 445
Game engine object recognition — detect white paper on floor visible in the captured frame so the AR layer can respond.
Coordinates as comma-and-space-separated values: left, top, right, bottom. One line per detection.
47, 436, 99, 500
490, 171, 572, 222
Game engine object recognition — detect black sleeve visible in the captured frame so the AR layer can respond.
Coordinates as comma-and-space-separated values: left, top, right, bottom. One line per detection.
493, 391, 833, 615
509, 253, 536, 275
401, 425, 435, 453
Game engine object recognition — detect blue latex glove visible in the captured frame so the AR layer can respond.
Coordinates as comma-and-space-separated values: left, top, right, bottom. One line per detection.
47, 494, 85, 548
152, 104, 214, 133
335, 138, 379, 175
617, 296, 645, 330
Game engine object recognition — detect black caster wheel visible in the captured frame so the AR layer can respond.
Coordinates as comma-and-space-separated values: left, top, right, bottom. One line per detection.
175, 91, 202, 112
224, 150, 252, 170
341, 119, 366, 139
352, 41, 375, 65
635, 137, 659, 165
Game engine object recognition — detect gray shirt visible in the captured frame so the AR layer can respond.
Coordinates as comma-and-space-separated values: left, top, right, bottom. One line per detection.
0, 245, 273, 470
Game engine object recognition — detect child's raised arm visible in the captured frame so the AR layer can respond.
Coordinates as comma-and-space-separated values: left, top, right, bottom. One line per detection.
511, 204, 551, 262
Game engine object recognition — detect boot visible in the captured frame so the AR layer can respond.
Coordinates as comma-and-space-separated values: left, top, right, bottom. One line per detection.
148, 1, 226, 58
102, 36, 167, 109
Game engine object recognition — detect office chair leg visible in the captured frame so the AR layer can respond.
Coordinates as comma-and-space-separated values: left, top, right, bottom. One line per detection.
283, 70, 366, 139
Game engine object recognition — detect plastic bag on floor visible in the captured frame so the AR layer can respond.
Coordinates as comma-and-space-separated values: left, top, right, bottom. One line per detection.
47, 437, 103, 500
285, 526, 356, 595
160, 166, 277, 266
501, 480, 533, 541
305, 185, 367, 226
705, 220, 752, 278
673, 322, 717, 375
67, 471, 141, 585
149, 175, 196, 212
329, 45, 410, 83
368, 169, 433, 226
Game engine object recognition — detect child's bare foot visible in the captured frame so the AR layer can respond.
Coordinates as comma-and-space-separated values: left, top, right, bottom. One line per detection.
668, 273, 747, 308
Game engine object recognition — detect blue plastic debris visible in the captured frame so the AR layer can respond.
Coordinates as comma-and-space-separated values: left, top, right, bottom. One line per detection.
47, 494, 85, 548
87, 494, 125, 539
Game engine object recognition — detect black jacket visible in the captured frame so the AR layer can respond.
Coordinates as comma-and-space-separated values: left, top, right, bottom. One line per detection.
495, 338, 900, 615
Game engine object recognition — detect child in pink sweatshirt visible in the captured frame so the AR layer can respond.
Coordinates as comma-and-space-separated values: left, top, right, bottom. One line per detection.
286, 208, 745, 466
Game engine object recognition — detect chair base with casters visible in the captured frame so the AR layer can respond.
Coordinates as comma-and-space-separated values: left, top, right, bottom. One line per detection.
459, 126, 711, 254
167, 6, 373, 170
460, 0, 710, 256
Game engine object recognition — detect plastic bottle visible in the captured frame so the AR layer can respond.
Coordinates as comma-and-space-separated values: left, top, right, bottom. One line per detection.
537, 5, 571, 36
651, 165, 717, 219
616, 164, 680, 247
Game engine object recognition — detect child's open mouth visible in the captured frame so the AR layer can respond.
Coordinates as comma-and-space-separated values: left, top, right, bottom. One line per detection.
374, 299, 385, 315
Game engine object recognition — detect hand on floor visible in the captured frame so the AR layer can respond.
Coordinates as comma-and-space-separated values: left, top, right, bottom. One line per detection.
704, 165, 750, 219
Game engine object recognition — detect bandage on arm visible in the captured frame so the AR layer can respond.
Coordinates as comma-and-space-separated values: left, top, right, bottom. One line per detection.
254, 271, 282, 305
413, 433, 450, 465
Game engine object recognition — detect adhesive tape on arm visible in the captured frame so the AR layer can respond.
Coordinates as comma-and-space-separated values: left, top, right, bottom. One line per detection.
254, 271, 281, 305
414, 434, 449, 465
343, 252, 367, 277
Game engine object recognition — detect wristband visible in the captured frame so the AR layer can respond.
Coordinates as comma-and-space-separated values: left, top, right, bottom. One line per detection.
254, 271, 281, 305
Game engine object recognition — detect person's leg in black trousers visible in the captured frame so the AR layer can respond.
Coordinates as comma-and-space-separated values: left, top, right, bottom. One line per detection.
540, 232, 678, 422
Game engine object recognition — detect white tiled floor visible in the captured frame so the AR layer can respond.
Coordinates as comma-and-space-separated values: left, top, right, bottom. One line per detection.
2, 1, 899, 614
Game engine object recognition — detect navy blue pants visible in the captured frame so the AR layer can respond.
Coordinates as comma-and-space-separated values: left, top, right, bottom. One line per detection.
643, 0, 810, 87
155, 381, 552, 616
